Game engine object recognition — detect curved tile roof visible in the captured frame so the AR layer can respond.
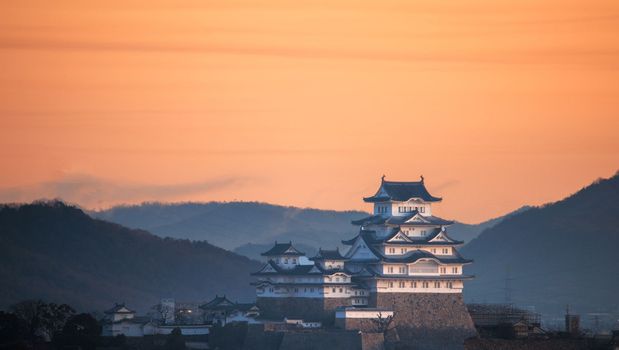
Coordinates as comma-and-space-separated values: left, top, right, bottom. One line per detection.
260, 241, 305, 256
364, 179, 442, 203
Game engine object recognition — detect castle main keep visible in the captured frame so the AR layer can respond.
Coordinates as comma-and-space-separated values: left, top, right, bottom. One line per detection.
252, 176, 476, 348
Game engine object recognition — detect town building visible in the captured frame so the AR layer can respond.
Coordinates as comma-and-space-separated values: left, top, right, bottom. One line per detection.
101, 302, 211, 339
199, 295, 260, 325
251, 176, 477, 347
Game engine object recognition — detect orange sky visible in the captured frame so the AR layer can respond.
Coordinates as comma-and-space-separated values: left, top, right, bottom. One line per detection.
1, 0, 618, 223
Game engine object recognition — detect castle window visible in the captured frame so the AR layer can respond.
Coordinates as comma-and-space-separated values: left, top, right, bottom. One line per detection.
422, 282, 429, 288
284, 258, 289, 264
399, 281, 405, 288
292, 258, 297, 263
310, 288, 314, 292
388, 248, 395, 254
447, 282, 453, 289
388, 267, 394, 273
332, 288, 336, 293
440, 267, 446, 274
294, 288, 299, 292
400, 248, 406, 254
336, 277, 340, 282
411, 281, 417, 288
421, 230, 427, 236
388, 282, 394, 288
431, 249, 436, 254
399, 266, 406, 273
452, 267, 458, 274
434, 282, 440, 288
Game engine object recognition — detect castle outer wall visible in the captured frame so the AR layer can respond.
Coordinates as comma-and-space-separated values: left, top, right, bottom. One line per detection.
370, 292, 477, 350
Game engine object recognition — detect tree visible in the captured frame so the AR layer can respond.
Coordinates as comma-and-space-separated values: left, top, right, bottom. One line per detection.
62, 313, 101, 337
0, 311, 28, 344
55, 313, 102, 350
371, 312, 395, 334
165, 327, 185, 350
10, 300, 75, 340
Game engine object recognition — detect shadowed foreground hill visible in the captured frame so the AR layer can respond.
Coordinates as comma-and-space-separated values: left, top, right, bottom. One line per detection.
0, 201, 260, 312
462, 173, 619, 315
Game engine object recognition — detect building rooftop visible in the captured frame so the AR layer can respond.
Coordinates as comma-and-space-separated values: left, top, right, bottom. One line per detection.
260, 241, 305, 256
200, 295, 236, 310
310, 248, 347, 261
104, 303, 135, 315
364, 177, 442, 203
351, 212, 453, 226
342, 227, 463, 246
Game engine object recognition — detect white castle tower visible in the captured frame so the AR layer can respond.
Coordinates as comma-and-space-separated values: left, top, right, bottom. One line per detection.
252, 176, 476, 347
343, 175, 473, 296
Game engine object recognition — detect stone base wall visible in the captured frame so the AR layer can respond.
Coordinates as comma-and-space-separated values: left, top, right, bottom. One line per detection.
241, 324, 283, 350
370, 293, 477, 350
257, 297, 350, 325
464, 338, 600, 350
278, 330, 384, 350
336, 317, 381, 332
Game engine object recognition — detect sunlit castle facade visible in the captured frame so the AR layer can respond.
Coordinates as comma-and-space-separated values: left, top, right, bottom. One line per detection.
252, 176, 473, 325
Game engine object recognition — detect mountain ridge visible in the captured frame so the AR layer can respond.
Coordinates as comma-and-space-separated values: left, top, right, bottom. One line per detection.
91, 201, 524, 257
462, 173, 619, 316
0, 201, 260, 312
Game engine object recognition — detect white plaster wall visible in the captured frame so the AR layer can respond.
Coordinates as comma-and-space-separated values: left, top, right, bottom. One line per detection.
335, 310, 394, 319
374, 279, 464, 293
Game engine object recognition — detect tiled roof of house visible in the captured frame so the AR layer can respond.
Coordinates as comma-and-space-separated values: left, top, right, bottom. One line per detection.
364, 178, 442, 203
260, 242, 305, 256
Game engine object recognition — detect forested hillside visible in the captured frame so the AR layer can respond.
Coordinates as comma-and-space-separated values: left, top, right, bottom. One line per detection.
0, 201, 260, 312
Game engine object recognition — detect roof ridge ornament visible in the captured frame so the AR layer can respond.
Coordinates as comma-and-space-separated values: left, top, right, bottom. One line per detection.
381, 174, 386, 183
420, 175, 424, 183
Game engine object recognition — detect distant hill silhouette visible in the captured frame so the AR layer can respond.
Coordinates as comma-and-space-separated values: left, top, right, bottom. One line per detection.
0, 201, 260, 312
91, 202, 519, 258
462, 173, 619, 316
448, 206, 531, 244
91, 202, 369, 252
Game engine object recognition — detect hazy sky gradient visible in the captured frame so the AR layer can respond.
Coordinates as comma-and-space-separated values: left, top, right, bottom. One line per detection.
1, 0, 618, 222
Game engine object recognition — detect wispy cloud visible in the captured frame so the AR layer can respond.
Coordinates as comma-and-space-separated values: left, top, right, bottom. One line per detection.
0, 173, 253, 208
2, 37, 618, 67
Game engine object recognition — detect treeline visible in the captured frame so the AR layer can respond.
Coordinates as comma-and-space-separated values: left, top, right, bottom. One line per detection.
0, 299, 104, 349
0, 299, 187, 350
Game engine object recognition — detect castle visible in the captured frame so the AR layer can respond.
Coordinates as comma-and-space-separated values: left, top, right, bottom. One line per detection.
252, 176, 477, 348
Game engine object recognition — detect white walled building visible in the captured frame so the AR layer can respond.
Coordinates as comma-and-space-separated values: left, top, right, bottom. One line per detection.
251, 176, 473, 321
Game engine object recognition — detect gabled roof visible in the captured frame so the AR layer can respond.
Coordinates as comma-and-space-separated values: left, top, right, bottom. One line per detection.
382, 227, 464, 246
201, 295, 235, 309
310, 248, 347, 261
343, 227, 463, 246
352, 212, 453, 227
260, 241, 305, 256
351, 215, 386, 226
381, 249, 473, 264
251, 260, 324, 276
386, 212, 454, 226
105, 303, 135, 315
364, 177, 442, 203
426, 228, 463, 244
